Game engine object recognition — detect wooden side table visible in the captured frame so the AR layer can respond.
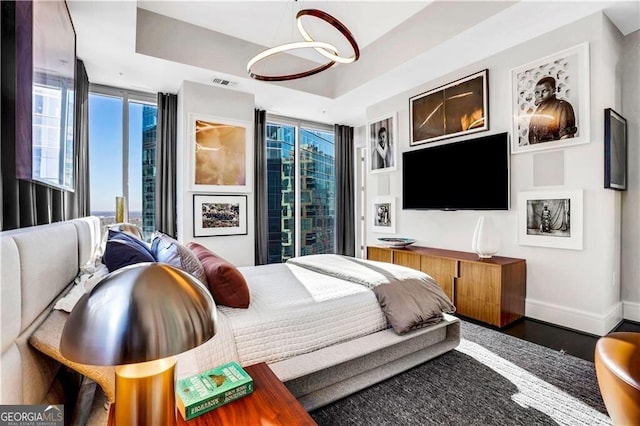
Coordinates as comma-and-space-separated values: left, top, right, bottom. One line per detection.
108, 362, 317, 425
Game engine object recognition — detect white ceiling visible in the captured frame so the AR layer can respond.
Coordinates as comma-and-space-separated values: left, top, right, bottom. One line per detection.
138, 1, 430, 62
67, 0, 639, 126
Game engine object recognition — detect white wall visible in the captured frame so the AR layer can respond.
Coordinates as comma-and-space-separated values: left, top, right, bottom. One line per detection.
365, 13, 627, 335
621, 30, 640, 322
177, 81, 255, 266
168, 14, 637, 332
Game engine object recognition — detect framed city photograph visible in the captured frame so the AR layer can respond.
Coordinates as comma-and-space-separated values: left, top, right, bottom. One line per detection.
372, 196, 396, 234
517, 190, 583, 250
368, 112, 398, 174
189, 113, 251, 192
410, 69, 489, 146
193, 194, 247, 237
511, 43, 590, 154
604, 108, 627, 191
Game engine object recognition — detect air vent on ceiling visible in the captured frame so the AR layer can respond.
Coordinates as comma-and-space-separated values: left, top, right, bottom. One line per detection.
212, 77, 237, 87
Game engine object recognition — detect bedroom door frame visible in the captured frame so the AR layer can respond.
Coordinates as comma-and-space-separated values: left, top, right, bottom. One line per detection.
356, 147, 366, 259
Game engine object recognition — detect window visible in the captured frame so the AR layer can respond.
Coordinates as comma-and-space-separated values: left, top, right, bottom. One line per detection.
266, 118, 335, 263
88, 86, 157, 240
32, 84, 74, 189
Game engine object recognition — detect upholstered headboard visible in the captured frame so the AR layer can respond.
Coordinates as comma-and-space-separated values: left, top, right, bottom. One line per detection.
0, 217, 101, 404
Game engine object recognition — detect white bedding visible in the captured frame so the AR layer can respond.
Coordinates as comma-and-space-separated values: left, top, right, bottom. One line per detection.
218, 263, 388, 366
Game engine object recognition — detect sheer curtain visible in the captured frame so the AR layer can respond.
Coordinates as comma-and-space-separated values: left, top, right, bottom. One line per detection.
254, 109, 268, 265
155, 93, 178, 237
334, 124, 355, 256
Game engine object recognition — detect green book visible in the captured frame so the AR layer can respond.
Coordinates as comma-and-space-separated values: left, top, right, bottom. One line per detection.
176, 361, 254, 421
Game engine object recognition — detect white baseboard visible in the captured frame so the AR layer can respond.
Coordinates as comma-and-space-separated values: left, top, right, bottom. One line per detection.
525, 299, 623, 336
623, 301, 640, 322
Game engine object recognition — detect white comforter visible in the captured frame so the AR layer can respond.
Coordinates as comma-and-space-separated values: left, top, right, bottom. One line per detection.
222, 263, 387, 365
177, 262, 388, 378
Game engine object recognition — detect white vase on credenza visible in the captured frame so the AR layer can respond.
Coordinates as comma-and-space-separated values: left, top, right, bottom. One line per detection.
471, 216, 499, 259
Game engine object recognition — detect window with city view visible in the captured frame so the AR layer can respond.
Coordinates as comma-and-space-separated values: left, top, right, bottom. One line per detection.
266, 120, 335, 263
88, 88, 157, 240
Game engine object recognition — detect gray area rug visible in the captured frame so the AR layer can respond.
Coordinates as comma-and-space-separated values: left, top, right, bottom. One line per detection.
310, 321, 610, 426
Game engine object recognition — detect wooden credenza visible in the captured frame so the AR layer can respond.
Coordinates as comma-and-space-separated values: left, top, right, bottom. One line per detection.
367, 245, 526, 328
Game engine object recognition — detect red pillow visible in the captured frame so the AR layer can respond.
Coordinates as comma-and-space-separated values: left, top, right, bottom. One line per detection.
187, 242, 250, 308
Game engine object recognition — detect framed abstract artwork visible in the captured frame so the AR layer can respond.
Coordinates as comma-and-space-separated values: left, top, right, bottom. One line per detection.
410, 69, 489, 146
517, 190, 583, 250
511, 43, 590, 154
189, 113, 251, 192
372, 196, 396, 234
604, 108, 627, 191
368, 112, 398, 174
193, 194, 247, 237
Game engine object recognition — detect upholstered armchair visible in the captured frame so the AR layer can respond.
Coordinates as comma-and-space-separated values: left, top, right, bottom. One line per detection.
594, 332, 640, 425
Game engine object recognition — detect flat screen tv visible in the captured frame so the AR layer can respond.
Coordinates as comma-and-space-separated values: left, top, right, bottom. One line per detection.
403, 132, 509, 210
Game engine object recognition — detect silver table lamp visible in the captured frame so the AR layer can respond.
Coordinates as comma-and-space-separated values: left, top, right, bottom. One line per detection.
61, 262, 216, 425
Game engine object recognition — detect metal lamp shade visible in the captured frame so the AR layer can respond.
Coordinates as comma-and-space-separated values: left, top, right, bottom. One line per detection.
60, 262, 216, 366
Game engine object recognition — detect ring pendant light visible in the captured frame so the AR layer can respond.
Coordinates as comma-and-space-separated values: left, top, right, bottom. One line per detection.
247, 8, 360, 82
247, 41, 337, 81
296, 9, 360, 64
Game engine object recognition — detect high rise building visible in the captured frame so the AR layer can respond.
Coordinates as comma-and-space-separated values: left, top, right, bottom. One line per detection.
266, 123, 335, 263
141, 105, 157, 238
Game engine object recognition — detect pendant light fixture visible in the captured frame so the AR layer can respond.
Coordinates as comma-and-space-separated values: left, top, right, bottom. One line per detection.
247, 8, 360, 82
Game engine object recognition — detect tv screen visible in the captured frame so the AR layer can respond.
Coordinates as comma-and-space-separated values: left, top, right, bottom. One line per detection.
403, 132, 509, 210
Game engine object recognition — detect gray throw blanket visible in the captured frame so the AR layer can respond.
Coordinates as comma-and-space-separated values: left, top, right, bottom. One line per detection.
287, 255, 455, 334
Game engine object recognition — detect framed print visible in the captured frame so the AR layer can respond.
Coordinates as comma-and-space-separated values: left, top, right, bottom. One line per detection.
410, 69, 489, 146
604, 108, 627, 191
511, 43, 590, 154
189, 113, 251, 192
518, 190, 583, 250
372, 196, 396, 234
368, 112, 398, 174
193, 194, 247, 237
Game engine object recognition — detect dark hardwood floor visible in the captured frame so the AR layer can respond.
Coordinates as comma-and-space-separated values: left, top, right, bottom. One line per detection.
483, 317, 640, 362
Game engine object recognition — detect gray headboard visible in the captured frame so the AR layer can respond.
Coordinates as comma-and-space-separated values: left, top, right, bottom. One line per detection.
0, 217, 101, 404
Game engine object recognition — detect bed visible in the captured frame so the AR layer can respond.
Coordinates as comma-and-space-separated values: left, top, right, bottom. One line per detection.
176, 253, 461, 410
0, 217, 460, 422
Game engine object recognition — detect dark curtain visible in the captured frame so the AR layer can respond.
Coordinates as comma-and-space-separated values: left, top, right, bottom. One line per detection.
334, 124, 355, 256
155, 93, 178, 237
254, 109, 268, 265
1, 1, 90, 230
65, 59, 91, 219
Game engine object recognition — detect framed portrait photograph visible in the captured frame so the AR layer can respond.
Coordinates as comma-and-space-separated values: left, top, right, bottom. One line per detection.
517, 190, 583, 250
368, 112, 398, 174
189, 113, 251, 192
193, 194, 247, 237
511, 43, 590, 154
604, 108, 627, 191
372, 196, 396, 234
410, 69, 489, 146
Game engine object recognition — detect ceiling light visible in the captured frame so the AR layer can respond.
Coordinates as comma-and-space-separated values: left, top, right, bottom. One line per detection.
247, 8, 360, 82
296, 9, 359, 64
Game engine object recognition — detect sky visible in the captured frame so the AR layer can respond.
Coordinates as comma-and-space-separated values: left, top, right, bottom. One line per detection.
89, 94, 146, 213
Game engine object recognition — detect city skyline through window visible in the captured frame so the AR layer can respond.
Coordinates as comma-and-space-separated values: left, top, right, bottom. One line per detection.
266, 120, 335, 263
88, 89, 157, 239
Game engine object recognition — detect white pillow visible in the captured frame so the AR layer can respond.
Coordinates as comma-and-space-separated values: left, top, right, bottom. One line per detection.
54, 264, 109, 312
